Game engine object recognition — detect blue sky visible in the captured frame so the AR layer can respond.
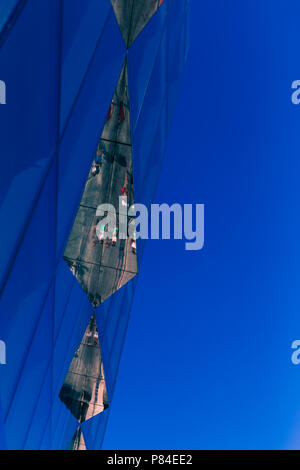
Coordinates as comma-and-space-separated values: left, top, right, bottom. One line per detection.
103, 0, 300, 450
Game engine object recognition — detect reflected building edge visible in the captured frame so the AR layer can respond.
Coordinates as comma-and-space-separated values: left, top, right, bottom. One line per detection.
59, 315, 109, 423
67, 427, 87, 451
110, 0, 165, 47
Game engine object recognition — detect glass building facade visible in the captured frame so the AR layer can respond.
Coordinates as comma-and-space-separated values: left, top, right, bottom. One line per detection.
0, 0, 189, 450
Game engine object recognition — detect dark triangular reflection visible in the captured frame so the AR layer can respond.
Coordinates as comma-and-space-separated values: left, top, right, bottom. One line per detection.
59, 315, 109, 423
111, 0, 165, 48
63, 60, 138, 307
67, 427, 86, 451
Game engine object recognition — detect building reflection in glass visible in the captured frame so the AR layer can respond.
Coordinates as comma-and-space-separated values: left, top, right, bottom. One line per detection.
59, 315, 109, 423
63, 61, 137, 307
